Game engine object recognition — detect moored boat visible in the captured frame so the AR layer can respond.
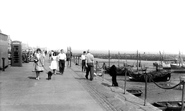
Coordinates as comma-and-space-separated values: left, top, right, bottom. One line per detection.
162, 62, 171, 70
128, 69, 171, 82
170, 63, 185, 73
126, 89, 143, 96
152, 101, 185, 111
170, 52, 185, 73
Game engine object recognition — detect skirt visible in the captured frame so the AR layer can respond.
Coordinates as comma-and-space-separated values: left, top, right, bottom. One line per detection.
49, 61, 58, 70
35, 65, 44, 72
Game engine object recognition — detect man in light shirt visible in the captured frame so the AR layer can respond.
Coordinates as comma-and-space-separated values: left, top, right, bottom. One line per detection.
85, 50, 94, 81
58, 49, 66, 74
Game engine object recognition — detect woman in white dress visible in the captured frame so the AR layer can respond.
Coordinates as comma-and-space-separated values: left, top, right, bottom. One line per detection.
49, 52, 58, 74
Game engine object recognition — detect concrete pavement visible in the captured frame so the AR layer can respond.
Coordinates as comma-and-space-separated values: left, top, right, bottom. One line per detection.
0, 57, 161, 111
0, 59, 105, 111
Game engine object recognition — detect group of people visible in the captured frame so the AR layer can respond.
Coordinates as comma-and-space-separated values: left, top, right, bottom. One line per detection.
33, 48, 95, 81
33, 48, 71, 80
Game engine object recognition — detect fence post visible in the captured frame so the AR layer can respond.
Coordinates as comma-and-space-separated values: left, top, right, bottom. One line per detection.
123, 68, 127, 94
144, 73, 148, 106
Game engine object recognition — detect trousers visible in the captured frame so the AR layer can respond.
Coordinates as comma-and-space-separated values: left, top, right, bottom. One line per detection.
59, 60, 65, 74
86, 63, 94, 80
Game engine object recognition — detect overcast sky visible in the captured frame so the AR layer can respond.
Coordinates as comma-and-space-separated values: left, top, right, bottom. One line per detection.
0, 0, 185, 54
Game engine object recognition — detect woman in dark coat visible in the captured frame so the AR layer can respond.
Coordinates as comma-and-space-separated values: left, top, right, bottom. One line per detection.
109, 65, 118, 86
34, 48, 44, 80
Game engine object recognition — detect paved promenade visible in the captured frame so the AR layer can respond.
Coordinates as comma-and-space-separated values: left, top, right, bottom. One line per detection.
0, 57, 161, 111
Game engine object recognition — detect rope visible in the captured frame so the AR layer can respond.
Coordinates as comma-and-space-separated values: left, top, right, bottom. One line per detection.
127, 69, 182, 90
149, 75, 182, 90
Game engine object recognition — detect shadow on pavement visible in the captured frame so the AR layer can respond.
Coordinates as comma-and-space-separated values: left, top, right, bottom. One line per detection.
74, 77, 86, 80
74, 70, 84, 73
101, 83, 112, 87
28, 76, 36, 79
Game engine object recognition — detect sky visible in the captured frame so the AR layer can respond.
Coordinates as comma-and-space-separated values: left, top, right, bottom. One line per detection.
0, 0, 185, 54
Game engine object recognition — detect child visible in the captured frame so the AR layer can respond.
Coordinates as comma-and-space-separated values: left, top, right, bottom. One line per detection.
49, 52, 58, 75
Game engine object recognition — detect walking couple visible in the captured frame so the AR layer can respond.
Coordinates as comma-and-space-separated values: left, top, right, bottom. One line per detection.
50, 49, 66, 75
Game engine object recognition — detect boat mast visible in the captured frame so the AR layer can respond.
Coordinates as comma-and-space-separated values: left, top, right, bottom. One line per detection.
108, 50, 110, 68
159, 51, 163, 66
179, 51, 184, 67
139, 53, 142, 70
137, 50, 138, 71
179, 51, 181, 67
118, 52, 120, 68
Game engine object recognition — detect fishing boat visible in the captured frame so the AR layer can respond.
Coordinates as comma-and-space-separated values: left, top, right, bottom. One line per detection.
128, 69, 171, 82
162, 61, 171, 70
170, 52, 185, 73
152, 101, 185, 111
128, 51, 171, 82
158, 51, 171, 70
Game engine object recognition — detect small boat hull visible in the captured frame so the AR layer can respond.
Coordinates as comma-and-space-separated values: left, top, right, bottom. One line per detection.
126, 89, 142, 96
152, 101, 185, 111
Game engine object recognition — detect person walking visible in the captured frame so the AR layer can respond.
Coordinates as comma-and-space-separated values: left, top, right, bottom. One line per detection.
58, 49, 66, 74
49, 52, 58, 75
80, 51, 86, 72
85, 50, 94, 81
34, 48, 44, 80
42, 50, 46, 65
66, 49, 72, 67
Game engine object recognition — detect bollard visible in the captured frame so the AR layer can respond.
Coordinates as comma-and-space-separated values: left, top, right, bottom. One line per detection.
180, 76, 185, 111
2, 58, 5, 71
123, 68, 127, 94
144, 73, 147, 106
